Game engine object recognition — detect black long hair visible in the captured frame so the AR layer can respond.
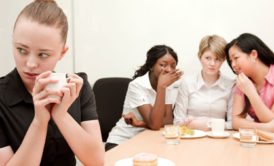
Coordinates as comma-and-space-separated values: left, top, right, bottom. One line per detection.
225, 33, 274, 117
225, 33, 274, 74
133, 45, 178, 79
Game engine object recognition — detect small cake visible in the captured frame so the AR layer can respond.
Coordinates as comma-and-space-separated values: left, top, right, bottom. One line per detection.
257, 129, 274, 142
133, 152, 158, 166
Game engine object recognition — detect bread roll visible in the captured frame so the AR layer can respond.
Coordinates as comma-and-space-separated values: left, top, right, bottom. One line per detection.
133, 152, 158, 166
257, 129, 274, 141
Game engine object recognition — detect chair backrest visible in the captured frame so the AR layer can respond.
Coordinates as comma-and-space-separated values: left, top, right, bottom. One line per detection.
93, 77, 132, 142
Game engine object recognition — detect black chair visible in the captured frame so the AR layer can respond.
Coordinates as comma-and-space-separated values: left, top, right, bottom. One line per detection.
93, 77, 132, 142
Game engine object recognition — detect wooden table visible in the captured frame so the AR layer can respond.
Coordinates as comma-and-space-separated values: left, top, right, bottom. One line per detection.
105, 129, 274, 166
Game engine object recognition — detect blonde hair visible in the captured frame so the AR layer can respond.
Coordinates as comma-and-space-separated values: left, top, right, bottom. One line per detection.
13, 0, 68, 43
198, 35, 227, 61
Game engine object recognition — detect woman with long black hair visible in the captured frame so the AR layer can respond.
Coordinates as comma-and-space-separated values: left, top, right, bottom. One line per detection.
225, 33, 274, 132
105, 45, 182, 151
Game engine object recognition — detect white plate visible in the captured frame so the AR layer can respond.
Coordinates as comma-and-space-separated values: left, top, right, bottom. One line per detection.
207, 131, 230, 138
181, 130, 207, 139
233, 132, 274, 144
115, 157, 175, 166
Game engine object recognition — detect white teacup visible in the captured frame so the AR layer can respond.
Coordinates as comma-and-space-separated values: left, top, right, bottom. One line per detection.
207, 118, 225, 136
45, 73, 67, 98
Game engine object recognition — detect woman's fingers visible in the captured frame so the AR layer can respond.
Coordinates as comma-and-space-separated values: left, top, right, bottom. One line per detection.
35, 97, 61, 106
175, 70, 183, 79
33, 89, 62, 100
33, 89, 63, 107
63, 83, 76, 97
123, 113, 134, 125
124, 117, 132, 125
60, 86, 71, 102
168, 70, 182, 83
33, 71, 58, 94
67, 74, 83, 95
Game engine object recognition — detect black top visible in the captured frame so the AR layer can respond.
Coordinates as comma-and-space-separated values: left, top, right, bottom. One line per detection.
0, 69, 98, 166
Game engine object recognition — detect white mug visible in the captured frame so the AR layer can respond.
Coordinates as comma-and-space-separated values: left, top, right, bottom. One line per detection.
207, 118, 225, 136
45, 73, 67, 98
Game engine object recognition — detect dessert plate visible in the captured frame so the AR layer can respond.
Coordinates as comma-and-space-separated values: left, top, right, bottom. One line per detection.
180, 130, 207, 139
233, 132, 274, 144
163, 130, 207, 139
115, 157, 175, 166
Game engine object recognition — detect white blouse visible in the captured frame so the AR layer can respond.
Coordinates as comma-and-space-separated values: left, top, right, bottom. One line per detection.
107, 72, 179, 144
173, 72, 235, 129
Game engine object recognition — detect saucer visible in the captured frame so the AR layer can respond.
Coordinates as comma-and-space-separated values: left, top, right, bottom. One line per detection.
207, 131, 230, 138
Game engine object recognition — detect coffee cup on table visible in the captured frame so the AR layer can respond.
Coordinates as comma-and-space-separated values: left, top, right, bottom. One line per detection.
45, 73, 67, 99
207, 118, 225, 136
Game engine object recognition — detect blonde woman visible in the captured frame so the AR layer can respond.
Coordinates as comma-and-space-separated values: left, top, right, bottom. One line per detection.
174, 35, 234, 131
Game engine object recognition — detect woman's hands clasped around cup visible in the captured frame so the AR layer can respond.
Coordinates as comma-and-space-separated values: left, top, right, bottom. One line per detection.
51, 73, 83, 118
32, 71, 83, 124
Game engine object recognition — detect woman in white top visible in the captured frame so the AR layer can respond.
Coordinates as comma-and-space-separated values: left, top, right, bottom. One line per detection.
106, 45, 182, 150
174, 35, 235, 130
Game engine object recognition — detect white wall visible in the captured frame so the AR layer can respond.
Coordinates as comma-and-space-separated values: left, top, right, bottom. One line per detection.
0, 0, 74, 76
74, 0, 274, 84
1, 0, 274, 84
0, 1, 25, 76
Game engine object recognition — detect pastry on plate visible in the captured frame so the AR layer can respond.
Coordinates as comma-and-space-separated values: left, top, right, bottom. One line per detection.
133, 152, 158, 166
180, 125, 194, 135
256, 129, 274, 142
